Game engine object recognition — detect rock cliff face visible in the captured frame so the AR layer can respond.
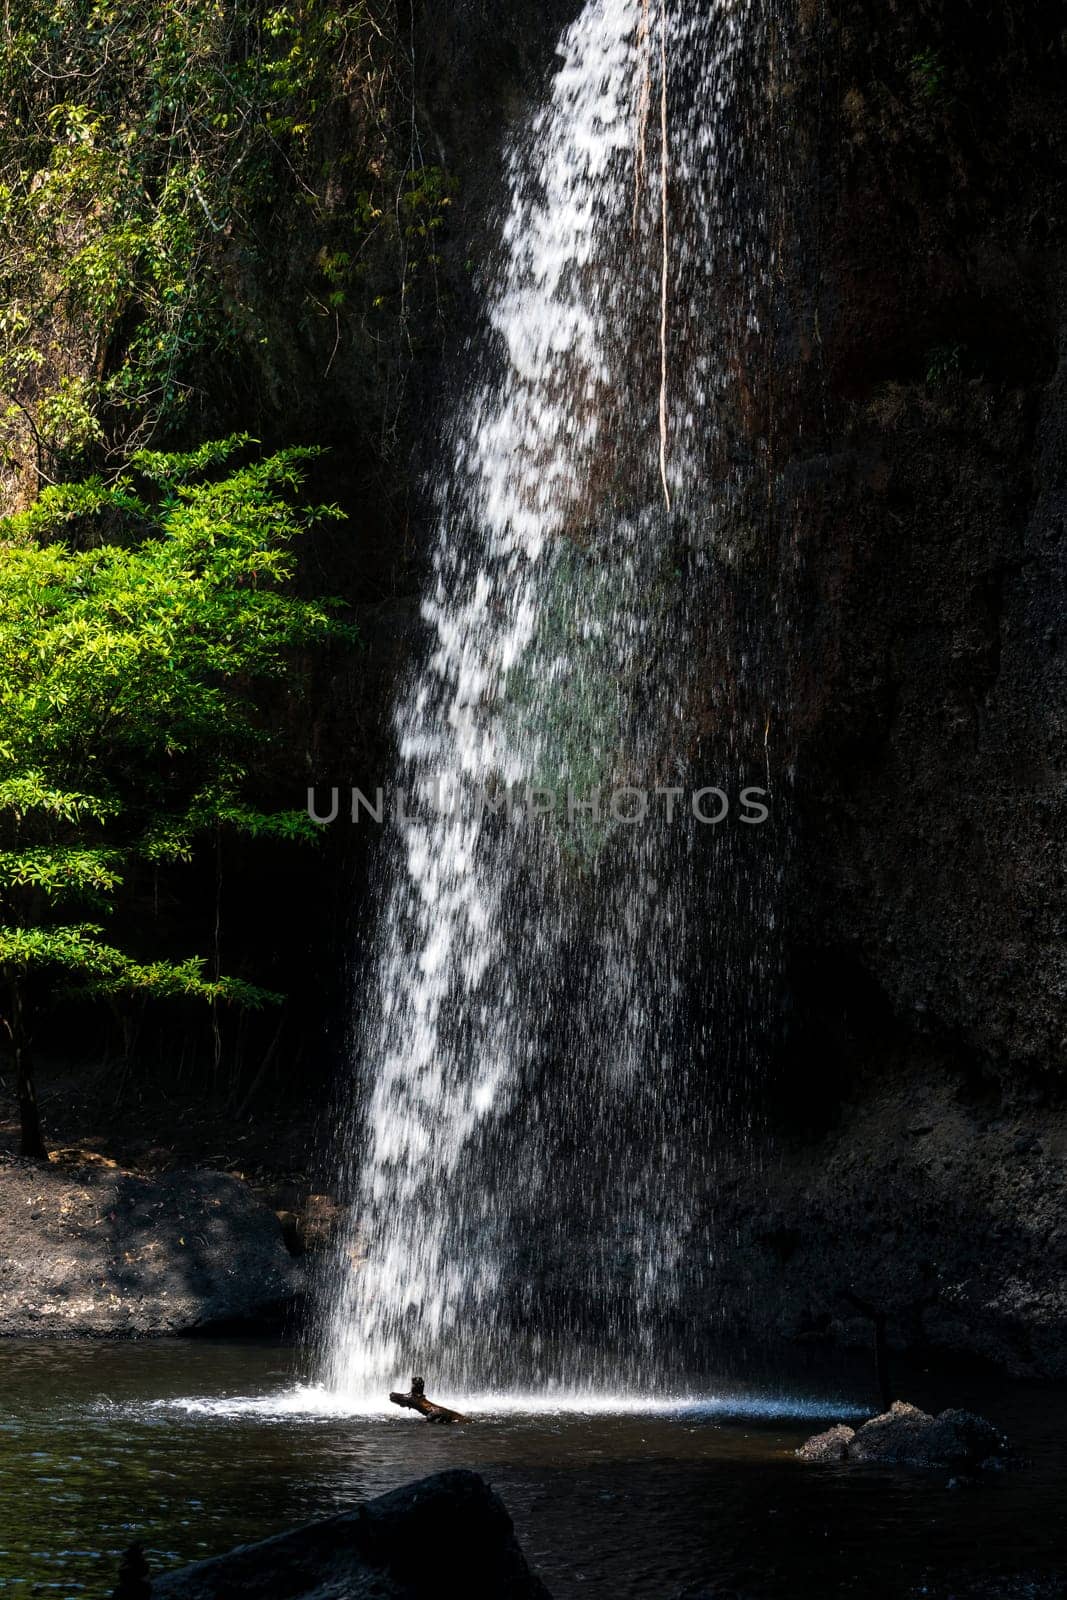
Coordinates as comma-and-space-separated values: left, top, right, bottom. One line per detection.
784, 0, 1067, 1073
400, 1, 1067, 1374
752, 0, 1067, 1371
717, 1068, 1067, 1377
409, 3, 1067, 1039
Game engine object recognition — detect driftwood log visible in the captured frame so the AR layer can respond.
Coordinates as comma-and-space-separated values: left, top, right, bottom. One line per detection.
388, 1375, 466, 1424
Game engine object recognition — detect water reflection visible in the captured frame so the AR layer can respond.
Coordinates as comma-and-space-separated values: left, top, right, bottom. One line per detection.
0, 1340, 1063, 1597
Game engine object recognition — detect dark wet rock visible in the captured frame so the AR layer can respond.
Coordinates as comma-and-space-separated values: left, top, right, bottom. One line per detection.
676, 1, 1067, 1386
112, 1542, 152, 1600
692, 1071, 1067, 1380
401, 13, 1067, 1395
795, 1422, 856, 1463
152, 1468, 552, 1599
911, 1579, 1066, 1599
849, 1402, 1007, 1467
671, 1588, 749, 1600
0, 1156, 303, 1336
799, 1401, 1008, 1469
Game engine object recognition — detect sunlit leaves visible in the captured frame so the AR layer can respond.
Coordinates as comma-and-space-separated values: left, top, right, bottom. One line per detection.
0, 773, 119, 823
0, 0, 387, 467
0, 921, 281, 1004
129, 432, 254, 483
0, 847, 122, 895
0, 439, 352, 1007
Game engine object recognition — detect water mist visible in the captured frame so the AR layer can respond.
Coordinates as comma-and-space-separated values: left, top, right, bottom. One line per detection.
319, 0, 789, 1403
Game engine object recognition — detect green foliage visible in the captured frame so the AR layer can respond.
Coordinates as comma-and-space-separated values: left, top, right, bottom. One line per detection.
0, 0, 442, 487
908, 48, 948, 102
0, 923, 281, 1005
0, 437, 352, 1015
359, 165, 454, 304
924, 343, 965, 391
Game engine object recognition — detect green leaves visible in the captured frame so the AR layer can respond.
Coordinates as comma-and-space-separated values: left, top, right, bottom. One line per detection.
129, 433, 255, 484
0, 847, 122, 896
0, 774, 119, 823
0, 442, 351, 776
0, 0, 393, 476
0, 440, 352, 1013
0, 921, 281, 1005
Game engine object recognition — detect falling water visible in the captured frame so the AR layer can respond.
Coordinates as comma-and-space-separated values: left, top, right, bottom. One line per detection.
320, 0, 787, 1401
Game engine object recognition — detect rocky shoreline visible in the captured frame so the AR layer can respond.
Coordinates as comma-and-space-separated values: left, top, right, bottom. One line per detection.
0, 1156, 304, 1337
5, 1083, 1067, 1382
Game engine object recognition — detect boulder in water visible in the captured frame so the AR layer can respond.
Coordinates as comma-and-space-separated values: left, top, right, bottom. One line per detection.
798, 1401, 1008, 1468
796, 1422, 856, 1462
152, 1469, 552, 1599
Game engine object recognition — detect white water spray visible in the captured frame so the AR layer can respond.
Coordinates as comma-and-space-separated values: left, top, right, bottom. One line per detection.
320, 0, 785, 1402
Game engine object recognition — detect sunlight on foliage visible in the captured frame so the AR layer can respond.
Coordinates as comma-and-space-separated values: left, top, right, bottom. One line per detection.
0, 438, 352, 1076
0, 0, 444, 492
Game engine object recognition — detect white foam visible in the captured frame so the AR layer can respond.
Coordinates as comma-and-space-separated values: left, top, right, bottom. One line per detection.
147, 1385, 864, 1424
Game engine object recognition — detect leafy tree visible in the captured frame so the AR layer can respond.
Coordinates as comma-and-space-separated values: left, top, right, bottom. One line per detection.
0, 436, 352, 1157
0, 0, 450, 494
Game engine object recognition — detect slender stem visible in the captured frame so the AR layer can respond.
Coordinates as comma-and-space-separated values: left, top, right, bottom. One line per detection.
658, 2, 671, 512
632, 0, 651, 233
6, 977, 45, 1160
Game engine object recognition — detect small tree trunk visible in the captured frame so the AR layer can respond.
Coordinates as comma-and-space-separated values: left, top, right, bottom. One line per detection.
8, 980, 45, 1161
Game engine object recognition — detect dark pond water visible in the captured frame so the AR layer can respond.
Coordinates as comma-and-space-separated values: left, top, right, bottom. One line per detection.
0, 1339, 1063, 1598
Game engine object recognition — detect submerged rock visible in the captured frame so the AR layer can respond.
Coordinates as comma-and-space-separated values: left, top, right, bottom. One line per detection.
0, 1156, 303, 1336
152, 1469, 552, 1599
798, 1401, 1008, 1469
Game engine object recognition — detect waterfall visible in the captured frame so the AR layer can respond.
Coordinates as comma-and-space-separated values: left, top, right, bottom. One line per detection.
319, 0, 786, 1401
